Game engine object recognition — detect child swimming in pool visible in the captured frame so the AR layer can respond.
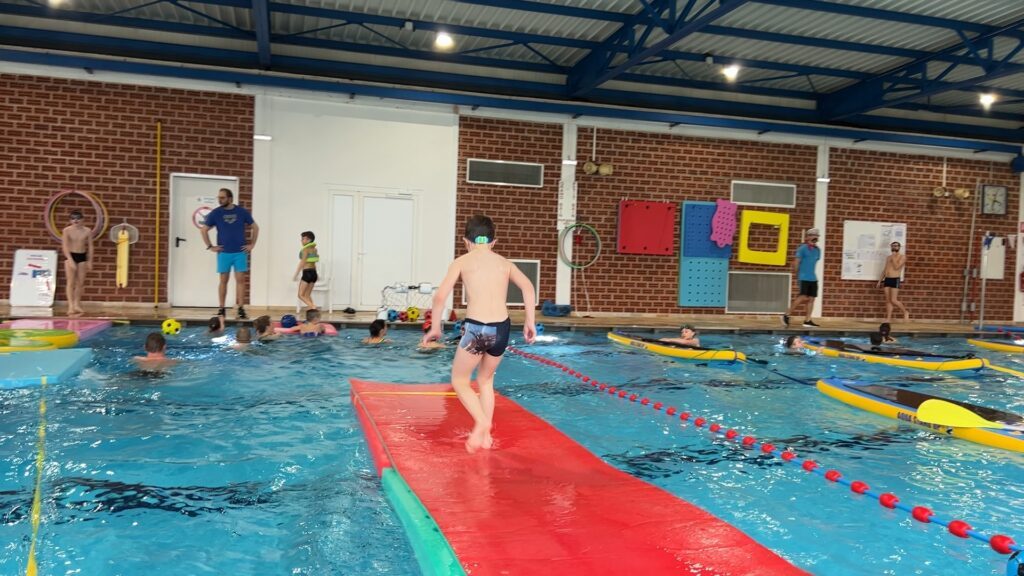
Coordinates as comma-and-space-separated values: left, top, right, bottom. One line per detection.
659, 325, 700, 347
207, 315, 225, 335
784, 335, 806, 354
422, 215, 537, 453
417, 319, 446, 352
363, 319, 390, 344
231, 326, 253, 350
253, 315, 279, 341
298, 309, 325, 337
133, 332, 178, 370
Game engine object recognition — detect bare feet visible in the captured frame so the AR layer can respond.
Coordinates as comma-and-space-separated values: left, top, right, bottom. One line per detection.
903, 312, 910, 321
465, 424, 490, 453
481, 431, 494, 450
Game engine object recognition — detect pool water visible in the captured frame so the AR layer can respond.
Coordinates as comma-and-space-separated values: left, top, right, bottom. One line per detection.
2, 326, 1022, 575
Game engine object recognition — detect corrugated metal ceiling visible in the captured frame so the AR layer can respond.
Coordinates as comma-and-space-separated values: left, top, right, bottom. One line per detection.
1, 0, 1022, 140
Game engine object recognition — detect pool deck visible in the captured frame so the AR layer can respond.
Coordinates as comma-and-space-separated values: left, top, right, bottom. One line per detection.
0, 304, 1008, 337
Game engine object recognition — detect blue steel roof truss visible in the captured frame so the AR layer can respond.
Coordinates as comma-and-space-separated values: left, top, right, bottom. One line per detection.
819, 15, 1024, 120
0, 0, 1022, 145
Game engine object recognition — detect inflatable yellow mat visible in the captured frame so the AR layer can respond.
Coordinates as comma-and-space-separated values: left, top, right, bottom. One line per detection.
818, 378, 1024, 453
967, 338, 1024, 353
607, 332, 746, 362
0, 328, 78, 352
803, 339, 983, 373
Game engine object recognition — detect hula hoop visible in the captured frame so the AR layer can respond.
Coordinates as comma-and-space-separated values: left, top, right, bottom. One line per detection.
45, 189, 108, 241
559, 223, 601, 269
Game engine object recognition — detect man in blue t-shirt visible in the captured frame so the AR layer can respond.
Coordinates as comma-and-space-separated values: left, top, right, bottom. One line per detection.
783, 227, 821, 328
200, 187, 259, 320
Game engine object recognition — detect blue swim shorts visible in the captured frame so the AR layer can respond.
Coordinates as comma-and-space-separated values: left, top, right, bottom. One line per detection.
217, 251, 249, 274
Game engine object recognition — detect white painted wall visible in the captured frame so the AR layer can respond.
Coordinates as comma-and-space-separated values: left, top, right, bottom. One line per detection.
249, 95, 457, 308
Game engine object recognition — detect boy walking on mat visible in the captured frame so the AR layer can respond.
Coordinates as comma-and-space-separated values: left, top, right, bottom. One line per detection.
422, 215, 537, 453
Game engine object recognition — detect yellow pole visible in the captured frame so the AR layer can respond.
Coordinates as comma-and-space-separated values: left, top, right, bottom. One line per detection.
154, 121, 162, 310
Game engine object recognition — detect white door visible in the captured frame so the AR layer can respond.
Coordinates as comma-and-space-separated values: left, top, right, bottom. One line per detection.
169, 174, 239, 307
360, 196, 414, 308
329, 194, 355, 309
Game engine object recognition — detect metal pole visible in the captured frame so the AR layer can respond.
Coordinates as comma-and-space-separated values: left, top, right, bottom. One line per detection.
959, 179, 980, 323
979, 232, 990, 330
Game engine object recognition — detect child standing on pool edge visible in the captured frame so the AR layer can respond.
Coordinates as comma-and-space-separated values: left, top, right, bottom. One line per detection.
422, 215, 537, 453
294, 231, 319, 311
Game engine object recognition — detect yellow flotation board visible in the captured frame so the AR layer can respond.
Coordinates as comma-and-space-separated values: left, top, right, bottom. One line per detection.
967, 338, 1024, 353
116, 227, 129, 288
803, 339, 984, 373
607, 332, 745, 362
0, 329, 78, 353
817, 378, 1024, 453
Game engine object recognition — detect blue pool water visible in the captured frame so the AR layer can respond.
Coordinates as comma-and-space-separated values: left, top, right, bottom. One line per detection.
2, 326, 1022, 575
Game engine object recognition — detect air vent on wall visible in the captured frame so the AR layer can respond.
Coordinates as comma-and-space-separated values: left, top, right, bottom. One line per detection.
467, 159, 544, 187
727, 271, 791, 313
731, 180, 797, 208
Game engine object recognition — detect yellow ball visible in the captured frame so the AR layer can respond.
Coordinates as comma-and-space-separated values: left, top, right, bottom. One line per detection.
162, 318, 182, 335
406, 307, 420, 321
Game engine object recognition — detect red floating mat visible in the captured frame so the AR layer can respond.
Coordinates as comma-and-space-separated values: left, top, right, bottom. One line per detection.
351, 379, 806, 575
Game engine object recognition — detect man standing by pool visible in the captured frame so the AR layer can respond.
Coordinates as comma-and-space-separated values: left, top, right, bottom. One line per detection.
201, 188, 258, 320
783, 228, 821, 328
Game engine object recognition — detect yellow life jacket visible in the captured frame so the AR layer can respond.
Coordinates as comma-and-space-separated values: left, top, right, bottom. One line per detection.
302, 242, 319, 263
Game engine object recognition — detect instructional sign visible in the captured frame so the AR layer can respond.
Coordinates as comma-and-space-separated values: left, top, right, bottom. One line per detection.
10, 249, 58, 307
841, 220, 907, 281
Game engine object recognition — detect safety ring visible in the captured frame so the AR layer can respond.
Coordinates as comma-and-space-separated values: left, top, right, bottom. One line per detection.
558, 223, 602, 269
45, 189, 108, 241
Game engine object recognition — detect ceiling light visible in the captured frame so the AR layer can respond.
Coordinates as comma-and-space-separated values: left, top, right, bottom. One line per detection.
979, 93, 997, 109
253, 134, 273, 141
722, 64, 740, 81
434, 32, 455, 50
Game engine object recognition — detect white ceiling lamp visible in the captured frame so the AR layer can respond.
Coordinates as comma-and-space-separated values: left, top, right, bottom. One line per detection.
434, 31, 455, 50
722, 64, 740, 82
979, 93, 997, 110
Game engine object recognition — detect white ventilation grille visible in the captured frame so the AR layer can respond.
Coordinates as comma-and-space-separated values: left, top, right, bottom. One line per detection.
731, 180, 797, 208
467, 159, 544, 187
727, 272, 791, 313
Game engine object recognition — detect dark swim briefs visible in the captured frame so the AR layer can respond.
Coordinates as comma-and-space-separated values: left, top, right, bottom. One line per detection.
70, 252, 88, 263
882, 277, 900, 289
301, 269, 318, 284
458, 317, 511, 357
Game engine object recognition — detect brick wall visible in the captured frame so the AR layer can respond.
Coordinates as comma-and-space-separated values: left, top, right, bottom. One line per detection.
573, 127, 818, 314
826, 149, 1019, 321
454, 118, 819, 314
0, 74, 253, 304
455, 117, 561, 306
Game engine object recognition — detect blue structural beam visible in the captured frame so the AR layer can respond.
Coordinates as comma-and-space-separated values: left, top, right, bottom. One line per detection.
1, 44, 1021, 154
567, 0, 751, 96
820, 16, 1024, 119
251, 0, 271, 68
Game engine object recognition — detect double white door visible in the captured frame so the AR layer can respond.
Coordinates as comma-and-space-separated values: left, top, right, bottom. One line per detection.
330, 192, 415, 309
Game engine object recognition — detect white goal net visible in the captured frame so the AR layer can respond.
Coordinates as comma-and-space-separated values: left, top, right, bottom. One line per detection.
378, 282, 438, 322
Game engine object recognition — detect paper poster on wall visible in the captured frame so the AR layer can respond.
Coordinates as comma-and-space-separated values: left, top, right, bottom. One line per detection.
841, 221, 907, 280
10, 249, 58, 308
